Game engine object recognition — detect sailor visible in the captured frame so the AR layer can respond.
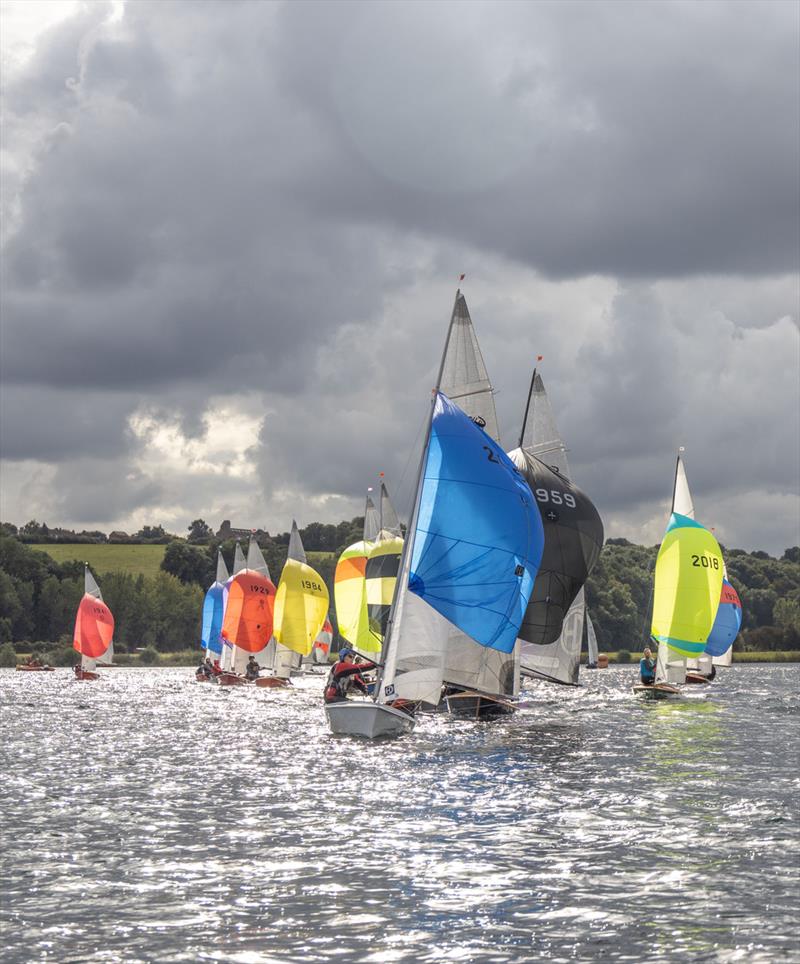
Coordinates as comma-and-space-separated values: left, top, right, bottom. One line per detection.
245, 655, 261, 681
203, 656, 215, 677
323, 647, 378, 704
639, 647, 656, 685
211, 658, 222, 676
197, 656, 210, 678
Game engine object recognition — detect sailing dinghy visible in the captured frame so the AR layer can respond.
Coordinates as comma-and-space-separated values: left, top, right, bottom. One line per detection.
333, 494, 383, 658
259, 521, 329, 687
197, 549, 229, 681
437, 291, 523, 717
685, 576, 742, 681
633, 453, 723, 700
218, 537, 276, 685
508, 369, 604, 688
326, 291, 544, 738
73, 566, 115, 681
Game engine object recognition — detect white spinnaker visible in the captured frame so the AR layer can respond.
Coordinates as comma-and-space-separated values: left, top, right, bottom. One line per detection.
438, 291, 516, 698
516, 373, 585, 686
586, 610, 599, 665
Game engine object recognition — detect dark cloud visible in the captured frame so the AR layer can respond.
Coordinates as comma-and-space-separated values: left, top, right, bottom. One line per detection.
0, 1, 797, 552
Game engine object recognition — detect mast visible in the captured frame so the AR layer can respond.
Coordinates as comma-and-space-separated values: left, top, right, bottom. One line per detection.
375, 290, 459, 699
519, 366, 537, 449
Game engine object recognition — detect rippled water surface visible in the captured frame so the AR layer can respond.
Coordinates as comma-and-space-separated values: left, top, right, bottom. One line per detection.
2, 665, 798, 962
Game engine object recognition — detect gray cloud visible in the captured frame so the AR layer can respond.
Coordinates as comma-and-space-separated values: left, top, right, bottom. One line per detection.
0, 1, 797, 553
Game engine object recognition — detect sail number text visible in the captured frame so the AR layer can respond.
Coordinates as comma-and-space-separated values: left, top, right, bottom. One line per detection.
249, 584, 273, 595
534, 489, 576, 508
301, 579, 323, 592
691, 554, 720, 570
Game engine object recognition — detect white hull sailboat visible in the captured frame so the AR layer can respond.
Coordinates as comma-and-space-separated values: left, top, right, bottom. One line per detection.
325, 699, 414, 738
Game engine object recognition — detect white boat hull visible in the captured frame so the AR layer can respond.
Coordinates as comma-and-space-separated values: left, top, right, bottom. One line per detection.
325, 701, 415, 739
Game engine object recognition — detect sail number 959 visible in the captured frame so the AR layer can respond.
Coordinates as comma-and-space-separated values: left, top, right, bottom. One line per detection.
691, 554, 720, 569
535, 488, 576, 508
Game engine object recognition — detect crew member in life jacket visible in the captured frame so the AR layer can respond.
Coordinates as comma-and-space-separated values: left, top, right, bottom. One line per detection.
245, 655, 261, 681
324, 647, 378, 704
639, 647, 656, 685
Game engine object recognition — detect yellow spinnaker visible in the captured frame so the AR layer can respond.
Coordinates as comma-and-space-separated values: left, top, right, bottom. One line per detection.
274, 559, 329, 656
366, 535, 403, 642
334, 540, 380, 652
651, 512, 724, 657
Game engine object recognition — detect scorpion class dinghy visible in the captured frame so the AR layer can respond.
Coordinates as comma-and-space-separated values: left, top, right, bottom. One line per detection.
508, 366, 604, 688
326, 290, 544, 737
197, 549, 229, 681
73, 565, 115, 681
633, 452, 723, 700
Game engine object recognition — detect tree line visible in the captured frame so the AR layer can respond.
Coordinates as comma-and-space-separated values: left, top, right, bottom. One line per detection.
0, 528, 797, 664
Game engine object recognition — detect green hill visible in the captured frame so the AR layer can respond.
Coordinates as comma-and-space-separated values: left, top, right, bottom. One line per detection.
31, 543, 166, 578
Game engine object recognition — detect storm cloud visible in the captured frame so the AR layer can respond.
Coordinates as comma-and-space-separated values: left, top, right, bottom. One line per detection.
1, 0, 797, 553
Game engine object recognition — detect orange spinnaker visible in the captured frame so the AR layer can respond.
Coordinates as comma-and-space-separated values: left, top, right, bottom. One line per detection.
73, 593, 115, 658
221, 570, 276, 652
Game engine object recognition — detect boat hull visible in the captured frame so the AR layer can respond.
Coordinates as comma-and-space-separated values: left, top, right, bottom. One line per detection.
16, 665, 55, 672
443, 689, 516, 720
325, 700, 415, 738
632, 682, 681, 700
216, 672, 249, 686
74, 669, 100, 681
254, 676, 291, 688
684, 672, 712, 685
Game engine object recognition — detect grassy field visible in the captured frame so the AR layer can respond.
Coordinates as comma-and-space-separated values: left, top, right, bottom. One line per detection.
32, 543, 167, 578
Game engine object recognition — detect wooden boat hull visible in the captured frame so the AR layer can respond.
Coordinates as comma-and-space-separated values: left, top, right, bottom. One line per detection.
684, 672, 712, 685
216, 672, 249, 686
195, 673, 211, 682
74, 669, 100, 681
254, 676, 291, 688
16, 665, 55, 672
325, 700, 415, 738
632, 682, 681, 700
444, 689, 516, 720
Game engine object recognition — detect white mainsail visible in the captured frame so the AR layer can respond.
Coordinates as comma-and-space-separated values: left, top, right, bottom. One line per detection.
438, 291, 518, 700
221, 541, 247, 671
586, 609, 599, 667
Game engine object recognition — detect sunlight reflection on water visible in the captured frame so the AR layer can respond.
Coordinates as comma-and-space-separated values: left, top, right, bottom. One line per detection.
1, 665, 798, 962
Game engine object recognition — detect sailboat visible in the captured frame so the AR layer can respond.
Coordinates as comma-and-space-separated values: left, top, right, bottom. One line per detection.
73, 565, 115, 681
218, 537, 276, 686
437, 291, 522, 716
197, 549, 229, 680
365, 481, 404, 648
334, 493, 383, 657
686, 576, 742, 680
262, 521, 330, 686
586, 611, 600, 669
508, 368, 604, 687
220, 541, 246, 673
325, 291, 545, 738
309, 617, 334, 667
633, 452, 724, 700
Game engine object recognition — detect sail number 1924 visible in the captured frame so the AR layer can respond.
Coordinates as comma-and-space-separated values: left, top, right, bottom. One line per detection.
691, 554, 720, 569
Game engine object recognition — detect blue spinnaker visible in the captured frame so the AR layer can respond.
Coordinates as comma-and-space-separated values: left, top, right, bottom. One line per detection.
409, 392, 544, 653
704, 579, 742, 657
201, 582, 227, 655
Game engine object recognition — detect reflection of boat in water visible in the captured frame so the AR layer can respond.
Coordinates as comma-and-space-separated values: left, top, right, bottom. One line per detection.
633, 451, 723, 701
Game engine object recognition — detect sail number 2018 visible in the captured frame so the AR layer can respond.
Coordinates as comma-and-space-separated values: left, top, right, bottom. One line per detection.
691, 554, 720, 569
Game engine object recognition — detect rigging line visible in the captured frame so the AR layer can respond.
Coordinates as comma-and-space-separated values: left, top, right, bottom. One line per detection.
393, 406, 429, 525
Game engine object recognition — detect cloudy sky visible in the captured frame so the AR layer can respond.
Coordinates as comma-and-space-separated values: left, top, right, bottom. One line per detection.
1, 0, 798, 553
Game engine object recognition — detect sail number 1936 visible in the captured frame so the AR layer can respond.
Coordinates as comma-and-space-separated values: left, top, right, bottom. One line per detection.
691, 554, 720, 569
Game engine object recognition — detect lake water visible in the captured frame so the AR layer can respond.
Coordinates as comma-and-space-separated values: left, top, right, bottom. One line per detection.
2, 665, 798, 963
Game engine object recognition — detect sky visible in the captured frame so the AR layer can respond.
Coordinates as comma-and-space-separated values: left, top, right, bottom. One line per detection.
1, 0, 798, 554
